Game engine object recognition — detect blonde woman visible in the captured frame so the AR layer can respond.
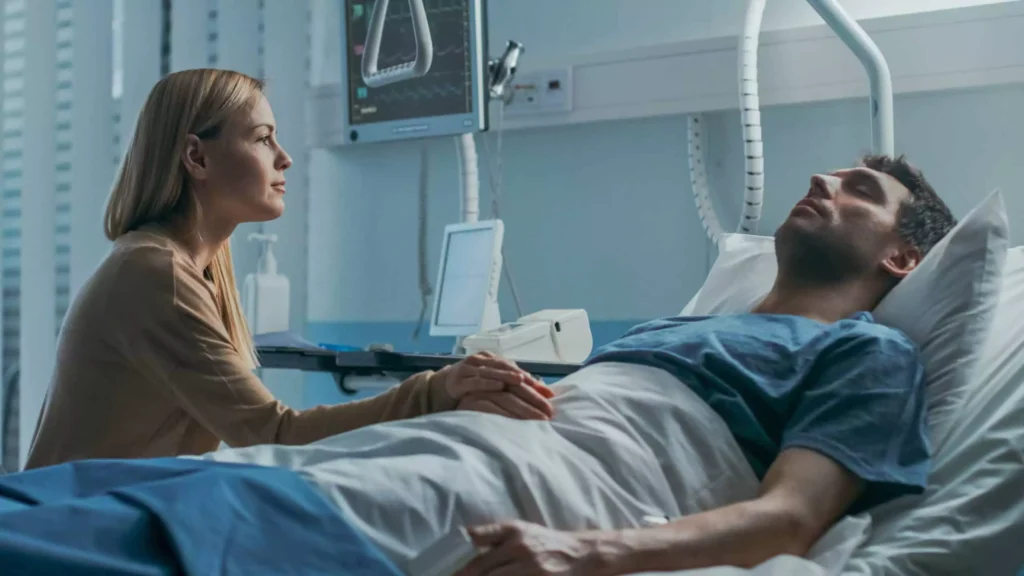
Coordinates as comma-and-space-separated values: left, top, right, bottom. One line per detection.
25, 69, 553, 470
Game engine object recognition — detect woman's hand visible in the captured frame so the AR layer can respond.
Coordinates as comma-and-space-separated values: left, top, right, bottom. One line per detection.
438, 352, 555, 421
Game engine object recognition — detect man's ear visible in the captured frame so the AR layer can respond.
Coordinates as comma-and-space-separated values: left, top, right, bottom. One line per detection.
181, 134, 208, 181
880, 243, 922, 279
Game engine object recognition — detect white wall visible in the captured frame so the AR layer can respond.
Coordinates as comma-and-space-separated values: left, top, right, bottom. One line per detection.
484, 0, 1014, 62
705, 84, 1024, 243
310, 0, 1015, 85
309, 115, 712, 324
308, 81, 1024, 330
303, 0, 1023, 344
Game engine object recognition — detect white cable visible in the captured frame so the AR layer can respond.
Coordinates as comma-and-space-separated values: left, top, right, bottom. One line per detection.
491, 102, 523, 318
480, 119, 501, 216
479, 104, 524, 318
412, 145, 433, 340
496, 99, 506, 207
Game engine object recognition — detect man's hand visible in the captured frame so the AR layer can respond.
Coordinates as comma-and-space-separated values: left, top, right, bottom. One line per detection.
438, 352, 556, 420
454, 521, 606, 576
457, 448, 864, 576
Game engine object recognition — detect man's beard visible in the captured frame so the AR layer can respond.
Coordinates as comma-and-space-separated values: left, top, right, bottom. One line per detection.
774, 224, 873, 285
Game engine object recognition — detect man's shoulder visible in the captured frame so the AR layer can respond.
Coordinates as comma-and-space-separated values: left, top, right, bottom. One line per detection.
837, 311, 916, 346
825, 312, 921, 367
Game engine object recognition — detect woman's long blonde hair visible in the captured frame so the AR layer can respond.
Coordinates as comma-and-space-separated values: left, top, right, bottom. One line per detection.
105, 69, 262, 368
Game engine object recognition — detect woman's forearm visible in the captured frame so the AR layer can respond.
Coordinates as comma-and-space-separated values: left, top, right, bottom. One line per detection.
274, 369, 453, 444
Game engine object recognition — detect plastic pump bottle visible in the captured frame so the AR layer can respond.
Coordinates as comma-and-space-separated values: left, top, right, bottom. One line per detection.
243, 233, 290, 335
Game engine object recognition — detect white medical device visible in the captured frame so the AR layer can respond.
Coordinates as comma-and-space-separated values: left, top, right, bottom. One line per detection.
428, 219, 593, 363
429, 219, 504, 338
242, 233, 290, 335
462, 309, 593, 364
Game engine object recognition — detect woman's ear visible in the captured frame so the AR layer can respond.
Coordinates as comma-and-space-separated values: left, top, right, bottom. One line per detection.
881, 244, 923, 279
181, 134, 208, 181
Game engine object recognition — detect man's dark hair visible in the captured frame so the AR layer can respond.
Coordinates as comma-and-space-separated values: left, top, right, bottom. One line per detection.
860, 154, 957, 256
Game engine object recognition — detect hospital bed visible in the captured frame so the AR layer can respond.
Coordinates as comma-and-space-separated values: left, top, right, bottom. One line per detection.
202, 250, 1024, 575
8, 236, 1016, 576
202, 233, 1024, 576
4, 287, 1019, 576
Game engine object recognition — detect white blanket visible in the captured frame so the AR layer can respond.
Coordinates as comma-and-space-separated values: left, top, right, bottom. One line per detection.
202, 362, 869, 575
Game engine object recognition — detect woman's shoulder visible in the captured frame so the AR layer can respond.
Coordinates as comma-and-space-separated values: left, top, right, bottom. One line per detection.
59, 232, 189, 342
106, 231, 181, 282
94, 229, 207, 302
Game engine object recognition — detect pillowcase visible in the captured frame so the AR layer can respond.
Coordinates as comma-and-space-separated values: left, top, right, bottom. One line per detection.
679, 190, 1009, 445
844, 246, 1024, 575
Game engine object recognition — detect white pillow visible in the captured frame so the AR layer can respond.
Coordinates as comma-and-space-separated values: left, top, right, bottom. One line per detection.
843, 247, 1024, 575
680, 190, 1009, 445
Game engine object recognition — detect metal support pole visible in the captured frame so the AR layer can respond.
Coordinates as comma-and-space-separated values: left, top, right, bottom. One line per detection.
806, 0, 894, 155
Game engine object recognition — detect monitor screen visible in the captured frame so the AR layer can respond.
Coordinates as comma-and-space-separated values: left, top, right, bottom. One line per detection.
434, 227, 494, 331
341, 0, 487, 144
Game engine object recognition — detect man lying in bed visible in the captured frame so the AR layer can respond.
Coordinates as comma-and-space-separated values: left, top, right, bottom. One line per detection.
0, 155, 957, 576
452, 154, 958, 575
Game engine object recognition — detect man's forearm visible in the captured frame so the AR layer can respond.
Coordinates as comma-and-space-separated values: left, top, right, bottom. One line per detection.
583, 498, 817, 576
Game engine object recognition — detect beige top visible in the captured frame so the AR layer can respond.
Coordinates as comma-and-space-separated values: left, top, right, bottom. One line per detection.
26, 227, 455, 470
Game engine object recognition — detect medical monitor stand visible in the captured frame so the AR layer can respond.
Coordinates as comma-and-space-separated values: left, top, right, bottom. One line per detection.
463, 297, 501, 354
429, 219, 504, 354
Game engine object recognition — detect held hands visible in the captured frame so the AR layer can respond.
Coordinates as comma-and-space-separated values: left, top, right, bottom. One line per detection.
438, 352, 556, 421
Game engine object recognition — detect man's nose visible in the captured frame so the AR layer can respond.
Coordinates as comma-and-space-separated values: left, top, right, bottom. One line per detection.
807, 174, 837, 199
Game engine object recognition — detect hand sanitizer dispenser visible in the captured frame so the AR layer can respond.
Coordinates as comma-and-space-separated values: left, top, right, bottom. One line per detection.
243, 233, 290, 335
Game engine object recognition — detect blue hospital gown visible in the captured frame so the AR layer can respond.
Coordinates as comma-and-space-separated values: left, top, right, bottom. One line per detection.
586, 311, 929, 512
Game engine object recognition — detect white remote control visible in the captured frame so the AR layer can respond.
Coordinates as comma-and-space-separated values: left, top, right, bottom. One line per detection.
405, 527, 480, 576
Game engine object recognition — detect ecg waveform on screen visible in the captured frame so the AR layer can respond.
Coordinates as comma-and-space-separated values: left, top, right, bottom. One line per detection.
378, 44, 464, 65
376, 83, 464, 102
348, 0, 474, 126
384, 0, 466, 20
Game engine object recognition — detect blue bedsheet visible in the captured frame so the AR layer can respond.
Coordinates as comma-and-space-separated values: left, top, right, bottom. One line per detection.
0, 458, 403, 575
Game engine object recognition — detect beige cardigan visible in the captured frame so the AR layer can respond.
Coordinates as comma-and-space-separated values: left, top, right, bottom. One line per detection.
26, 228, 454, 470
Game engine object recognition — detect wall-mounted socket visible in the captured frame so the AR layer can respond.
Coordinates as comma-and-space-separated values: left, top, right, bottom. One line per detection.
502, 67, 573, 116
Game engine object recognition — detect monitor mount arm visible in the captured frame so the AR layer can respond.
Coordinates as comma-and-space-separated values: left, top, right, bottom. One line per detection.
488, 40, 524, 103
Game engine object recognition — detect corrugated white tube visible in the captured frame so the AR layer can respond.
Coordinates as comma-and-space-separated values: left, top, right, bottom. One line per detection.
687, 0, 766, 243
687, 114, 724, 245
456, 133, 479, 223
738, 0, 766, 233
